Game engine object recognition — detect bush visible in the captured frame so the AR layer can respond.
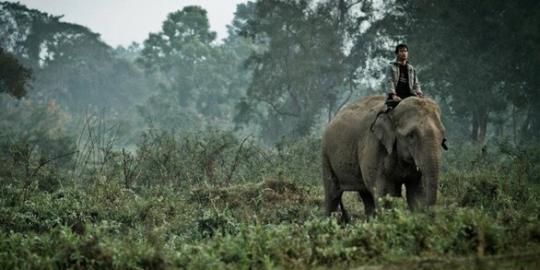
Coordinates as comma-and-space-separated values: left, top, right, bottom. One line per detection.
0, 95, 75, 191
1, 128, 540, 269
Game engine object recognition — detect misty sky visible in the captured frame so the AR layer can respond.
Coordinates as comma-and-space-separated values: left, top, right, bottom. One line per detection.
7, 0, 248, 47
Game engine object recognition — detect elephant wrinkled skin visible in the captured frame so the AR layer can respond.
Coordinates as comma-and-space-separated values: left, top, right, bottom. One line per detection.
322, 95, 446, 220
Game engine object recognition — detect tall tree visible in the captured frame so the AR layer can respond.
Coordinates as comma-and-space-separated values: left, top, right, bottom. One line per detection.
235, 0, 376, 141
137, 6, 254, 132
500, 1, 540, 140
1, 2, 151, 121
376, 0, 540, 143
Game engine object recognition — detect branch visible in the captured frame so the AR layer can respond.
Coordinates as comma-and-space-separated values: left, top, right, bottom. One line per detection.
333, 78, 354, 118
262, 99, 299, 117
30, 150, 79, 178
225, 135, 251, 184
346, 0, 364, 10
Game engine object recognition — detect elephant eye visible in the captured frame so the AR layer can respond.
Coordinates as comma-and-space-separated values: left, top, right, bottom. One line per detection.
407, 130, 416, 139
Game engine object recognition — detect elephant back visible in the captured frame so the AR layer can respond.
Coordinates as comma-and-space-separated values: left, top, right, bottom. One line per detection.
324, 95, 387, 151
394, 97, 441, 115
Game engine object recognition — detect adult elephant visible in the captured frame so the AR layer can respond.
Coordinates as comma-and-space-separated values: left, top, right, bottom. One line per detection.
322, 95, 447, 220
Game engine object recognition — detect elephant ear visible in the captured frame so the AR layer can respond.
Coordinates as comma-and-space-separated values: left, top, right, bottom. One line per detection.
372, 113, 395, 154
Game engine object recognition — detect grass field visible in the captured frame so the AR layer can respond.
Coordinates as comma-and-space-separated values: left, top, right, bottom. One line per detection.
1, 131, 539, 269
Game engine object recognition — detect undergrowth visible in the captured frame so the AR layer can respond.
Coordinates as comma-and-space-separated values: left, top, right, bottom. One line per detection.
0, 131, 539, 269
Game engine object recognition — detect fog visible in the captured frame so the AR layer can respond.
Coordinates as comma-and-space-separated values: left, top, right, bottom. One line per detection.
3, 0, 538, 146
6, 0, 247, 46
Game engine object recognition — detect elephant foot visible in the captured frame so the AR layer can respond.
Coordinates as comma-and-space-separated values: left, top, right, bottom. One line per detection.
339, 200, 350, 223
358, 191, 375, 218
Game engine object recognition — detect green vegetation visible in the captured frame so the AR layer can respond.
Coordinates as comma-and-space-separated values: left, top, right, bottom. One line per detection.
1, 0, 540, 269
1, 131, 539, 269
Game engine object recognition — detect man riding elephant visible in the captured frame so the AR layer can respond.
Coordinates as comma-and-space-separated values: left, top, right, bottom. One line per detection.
386, 44, 423, 103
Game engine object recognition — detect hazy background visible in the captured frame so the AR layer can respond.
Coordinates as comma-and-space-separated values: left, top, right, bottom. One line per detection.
1, 0, 539, 146
5, 0, 247, 46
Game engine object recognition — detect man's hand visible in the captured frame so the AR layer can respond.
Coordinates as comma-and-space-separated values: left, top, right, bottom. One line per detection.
415, 91, 424, 98
392, 95, 402, 101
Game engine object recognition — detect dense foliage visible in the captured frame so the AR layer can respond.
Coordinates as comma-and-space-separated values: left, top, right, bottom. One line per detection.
375, 0, 540, 143
1, 0, 539, 143
1, 131, 540, 269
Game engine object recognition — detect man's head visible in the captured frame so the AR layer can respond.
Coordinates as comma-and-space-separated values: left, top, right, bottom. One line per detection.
395, 43, 408, 62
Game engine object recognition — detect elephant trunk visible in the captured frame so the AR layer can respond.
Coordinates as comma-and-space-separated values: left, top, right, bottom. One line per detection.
422, 166, 439, 206
418, 145, 442, 206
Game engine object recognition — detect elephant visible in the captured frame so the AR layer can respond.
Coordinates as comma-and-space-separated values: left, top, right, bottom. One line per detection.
321, 95, 446, 220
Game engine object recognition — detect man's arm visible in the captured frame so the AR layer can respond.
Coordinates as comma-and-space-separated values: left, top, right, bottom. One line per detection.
412, 69, 423, 96
386, 65, 396, 95
386, 65, 402, 101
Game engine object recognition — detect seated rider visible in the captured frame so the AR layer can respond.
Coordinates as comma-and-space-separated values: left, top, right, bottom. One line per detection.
386, 44, 423, 106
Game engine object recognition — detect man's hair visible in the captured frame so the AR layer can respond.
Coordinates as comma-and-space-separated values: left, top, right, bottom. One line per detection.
395, 43, 408, 54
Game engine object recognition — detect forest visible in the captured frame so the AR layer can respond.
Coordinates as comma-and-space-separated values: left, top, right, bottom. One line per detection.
0, 0, 539, 269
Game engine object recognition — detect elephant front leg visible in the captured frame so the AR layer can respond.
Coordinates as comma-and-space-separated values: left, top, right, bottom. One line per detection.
358, 190, 375, 218
374, 174, 402, 209
324, 190, 350, 222
359, 150, 397, 214
405, 177, 425, 211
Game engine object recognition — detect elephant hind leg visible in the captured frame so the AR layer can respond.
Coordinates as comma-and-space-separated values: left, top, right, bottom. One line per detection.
322, 151, 336, 215
322, 155, 347, 221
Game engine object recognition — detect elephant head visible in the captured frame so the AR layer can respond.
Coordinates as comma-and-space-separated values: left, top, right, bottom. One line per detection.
373, 97, 446, 206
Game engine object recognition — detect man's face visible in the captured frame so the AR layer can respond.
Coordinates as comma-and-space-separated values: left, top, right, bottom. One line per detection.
397, 47, 408, 61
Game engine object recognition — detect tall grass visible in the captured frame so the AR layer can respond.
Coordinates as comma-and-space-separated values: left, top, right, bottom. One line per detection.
0, 130, 539, 269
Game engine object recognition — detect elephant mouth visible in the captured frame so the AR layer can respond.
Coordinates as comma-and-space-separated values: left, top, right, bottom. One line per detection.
397, 159, 421, 177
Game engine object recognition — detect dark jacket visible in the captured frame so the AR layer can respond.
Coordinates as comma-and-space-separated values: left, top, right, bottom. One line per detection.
386, 61, 422, 96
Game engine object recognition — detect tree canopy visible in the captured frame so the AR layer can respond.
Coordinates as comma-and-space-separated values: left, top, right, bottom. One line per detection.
233, 0, 381, 141
375, 0, 540, 143
1, 0, 539, 144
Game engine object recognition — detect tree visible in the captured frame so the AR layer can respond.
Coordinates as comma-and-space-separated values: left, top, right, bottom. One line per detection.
376, 0, 540, 144
137, 6, 254, 132
0, 47, 31, 98
1, 2, 154, 145
1, 2, 151, 109
499, 1, 540, 140
234, 0, 376, 141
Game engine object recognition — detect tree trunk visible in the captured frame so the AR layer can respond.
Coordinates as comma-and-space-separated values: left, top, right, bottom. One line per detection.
472, 108, 488, 144
478, 109, 488, 145
472, 110, 479, 142
512, 104, 517, 145
522, 103, 540, 140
